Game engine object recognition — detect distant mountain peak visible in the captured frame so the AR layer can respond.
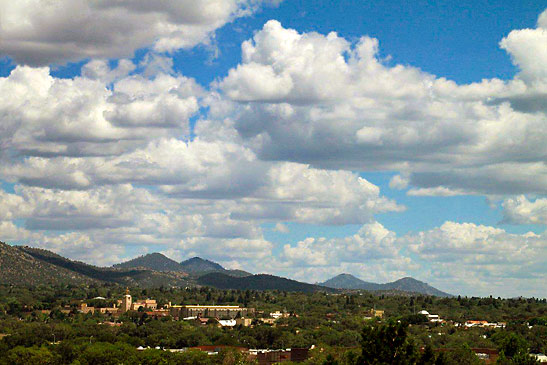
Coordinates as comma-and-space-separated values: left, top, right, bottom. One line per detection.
320, 273, 452, 297
320, 273, 382, 291
186, 256, 219, 264
336, 273, 358, 278
396, 276, 418, 281
149, 252, 168, 257
179, 256, 225, 274
114, 252, 185, 273
384, 277, 451, 297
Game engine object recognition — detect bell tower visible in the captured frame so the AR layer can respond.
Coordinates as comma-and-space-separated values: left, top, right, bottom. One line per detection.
122, 288, 132, 312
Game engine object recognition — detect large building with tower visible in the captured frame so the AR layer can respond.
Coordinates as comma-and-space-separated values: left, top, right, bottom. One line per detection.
121, 289, 132, 312
120, 289, 157, 312
170, 305, 254, 319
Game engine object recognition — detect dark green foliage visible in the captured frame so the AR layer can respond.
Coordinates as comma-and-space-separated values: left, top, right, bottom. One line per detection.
2, 345, 60, 365
401, 314, 428, 325
0, 284, 545, 364
79, 342, 139, 365
435, 345, 482, 365
358, 321, 418, 364
419, 345, 436, 365
497, 333, 530, 358
197, 273, 335, 293
356, 324, 486, 365
493, 332, 540, 364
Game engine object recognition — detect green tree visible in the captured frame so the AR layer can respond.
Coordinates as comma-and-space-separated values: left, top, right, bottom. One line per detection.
495, 332, 539, 364
171, 349, 213, 365
358, 321, 418, 365
138, 349, 173, 365
4, 346, 59, 365
77, 342, 139, 365
435, 345, 482, 365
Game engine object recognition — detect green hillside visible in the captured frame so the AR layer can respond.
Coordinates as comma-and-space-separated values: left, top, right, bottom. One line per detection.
0, 242, 95, 286
16, 246, 190, 288
197, 272, 335, 293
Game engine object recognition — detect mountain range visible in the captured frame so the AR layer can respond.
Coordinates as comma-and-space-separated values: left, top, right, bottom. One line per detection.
0, 242, 189, 287
319, 273, 452, 297
0, 242, 94, 286
114, 253, 252, 277
0, 241, 451, 296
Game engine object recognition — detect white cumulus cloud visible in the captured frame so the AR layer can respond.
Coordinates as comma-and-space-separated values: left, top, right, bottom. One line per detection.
502, 196, 547, 225
219, 14, 547, 195
0, 0, 280, 65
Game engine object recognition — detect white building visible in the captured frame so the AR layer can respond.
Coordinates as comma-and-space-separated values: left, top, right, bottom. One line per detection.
218, 319, 237, 327
270, 310, 289, 319
419, 310, 442, 323
531, 354, 547, 363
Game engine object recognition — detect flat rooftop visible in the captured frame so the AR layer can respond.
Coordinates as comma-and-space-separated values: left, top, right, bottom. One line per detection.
171, 305, 242, 309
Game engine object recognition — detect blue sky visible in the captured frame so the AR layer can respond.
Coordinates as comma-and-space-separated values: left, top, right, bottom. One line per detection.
211, 0, 545, 83
0, 0, 545, 297
4, 1, 543, 82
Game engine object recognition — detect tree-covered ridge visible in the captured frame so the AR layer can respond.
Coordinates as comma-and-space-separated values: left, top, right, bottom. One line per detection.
0, 242, 95, 286
12, 246, 190, 288
198, 272, 338, 293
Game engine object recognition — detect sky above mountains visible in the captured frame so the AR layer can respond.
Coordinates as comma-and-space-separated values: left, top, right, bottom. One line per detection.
0, 0, 545, 297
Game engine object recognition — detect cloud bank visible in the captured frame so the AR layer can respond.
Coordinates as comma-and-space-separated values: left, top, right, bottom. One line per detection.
0, 6, 545, 297
0, 0, 280, 65
219, 18, 547, 195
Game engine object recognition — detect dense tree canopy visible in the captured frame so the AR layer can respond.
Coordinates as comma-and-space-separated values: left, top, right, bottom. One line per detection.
0, 284, 544, 364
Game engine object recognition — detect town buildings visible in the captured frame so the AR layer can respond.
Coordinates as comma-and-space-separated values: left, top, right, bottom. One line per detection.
254, 348, 309, 364
419, 310, 443, 323
270, 310, 289, 319
437, 348, 499, 364
170, 304, 254, 319
369, 309, 385, 318
236, 317, 254, 327
79, 289, 158, 315
120, 289, 157, 312
464, 320, 506, 328
78, 302, 118, 315
531, 353, 547, 363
